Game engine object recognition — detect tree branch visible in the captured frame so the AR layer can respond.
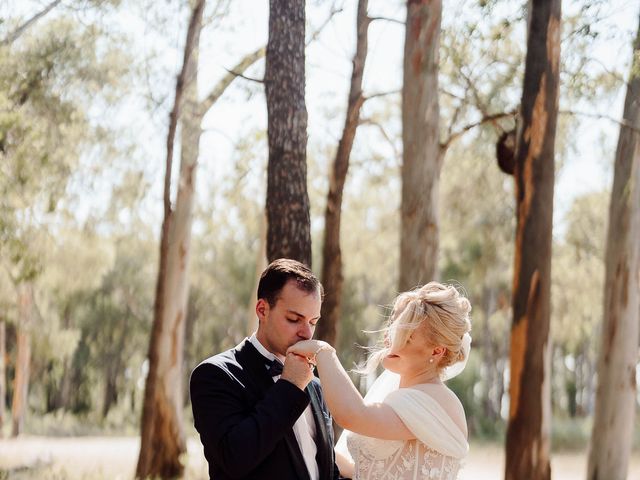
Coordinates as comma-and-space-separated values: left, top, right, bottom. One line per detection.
306, 3, 344, 47
440, 87, 466, 102
559, 109, 640, 135
359, 117, 400, 158
164, 0, 205, 217
442, 110, 517, 150
363, 89, 401, 101
198, 47, 266, 117
221, 68, 263, 84
1, 0, 63, 46
368, 16, 404, 26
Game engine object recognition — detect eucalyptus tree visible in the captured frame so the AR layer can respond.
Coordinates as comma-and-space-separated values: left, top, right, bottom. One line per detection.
136, 0, 205, 477
317, 0, 370, 346
504, 1, 561, 479
399, 0, 442, 291
587, 13, 640, 479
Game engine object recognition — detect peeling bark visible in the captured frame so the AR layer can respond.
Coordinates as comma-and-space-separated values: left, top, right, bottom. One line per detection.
264, 0, 312, 266
587, 13, 640, 480
399, 0, 442, 291
136, 1, 205, 477
317, 0, 369, 346
504, 1, 561, 479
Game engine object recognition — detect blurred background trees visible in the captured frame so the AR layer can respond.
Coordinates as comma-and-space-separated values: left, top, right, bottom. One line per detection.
1, 0, 638, 479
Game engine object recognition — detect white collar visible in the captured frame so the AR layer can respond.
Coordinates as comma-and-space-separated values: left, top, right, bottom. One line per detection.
249, 333, 277, 362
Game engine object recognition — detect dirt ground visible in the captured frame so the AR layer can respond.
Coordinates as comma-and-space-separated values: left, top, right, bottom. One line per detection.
1, 436, 639, 479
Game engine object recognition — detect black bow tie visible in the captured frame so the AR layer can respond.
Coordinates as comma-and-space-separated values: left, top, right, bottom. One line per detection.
266, 358, 284, 377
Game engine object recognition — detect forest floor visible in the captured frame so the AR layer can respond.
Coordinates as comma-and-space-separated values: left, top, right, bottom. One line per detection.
1, 435, 640, 479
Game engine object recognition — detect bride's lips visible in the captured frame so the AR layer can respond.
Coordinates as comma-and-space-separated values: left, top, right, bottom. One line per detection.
386, 353, 399, 359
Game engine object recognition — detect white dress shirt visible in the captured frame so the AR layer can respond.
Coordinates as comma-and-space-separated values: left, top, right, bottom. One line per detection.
249, 334, 319, 480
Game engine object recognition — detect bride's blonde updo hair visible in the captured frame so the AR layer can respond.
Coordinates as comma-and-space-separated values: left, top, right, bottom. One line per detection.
362, 282, 472, 375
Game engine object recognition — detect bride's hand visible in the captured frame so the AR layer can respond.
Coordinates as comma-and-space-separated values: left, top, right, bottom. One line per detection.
287, 339, 331, 360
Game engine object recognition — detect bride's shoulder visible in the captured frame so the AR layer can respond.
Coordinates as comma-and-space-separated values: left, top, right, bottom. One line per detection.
404, 384, 468, 438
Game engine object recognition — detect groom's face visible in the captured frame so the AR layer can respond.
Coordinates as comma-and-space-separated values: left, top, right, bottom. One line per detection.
256, 280, 322, 359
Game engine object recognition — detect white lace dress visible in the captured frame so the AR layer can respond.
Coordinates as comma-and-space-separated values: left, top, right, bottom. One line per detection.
342, 388, 468, 480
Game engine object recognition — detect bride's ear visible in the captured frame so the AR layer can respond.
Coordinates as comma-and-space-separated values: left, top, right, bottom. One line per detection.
431, 346, 446, 361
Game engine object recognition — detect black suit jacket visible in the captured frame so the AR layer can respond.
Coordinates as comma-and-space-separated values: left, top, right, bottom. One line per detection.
190, 339, 342, 480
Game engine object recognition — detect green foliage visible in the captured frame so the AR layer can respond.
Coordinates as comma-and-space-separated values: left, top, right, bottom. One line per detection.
0, 7, 131, 285
0, 0, 634, 450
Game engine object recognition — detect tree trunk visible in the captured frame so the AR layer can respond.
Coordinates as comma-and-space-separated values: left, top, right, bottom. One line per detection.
136, 2, 204, 477
587, 15, 640, 480
399, 0, 442, 291
317, 0, 369, 346
103, 312, 128, 419
264, 0, 311, 266
0, 318, 5, 433
504, 1, 561, 479
102, 359, 120, 419
11, 283, 34, 437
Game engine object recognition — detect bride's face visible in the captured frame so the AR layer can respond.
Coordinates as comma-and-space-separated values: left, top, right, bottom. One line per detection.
381, 325, 432, 376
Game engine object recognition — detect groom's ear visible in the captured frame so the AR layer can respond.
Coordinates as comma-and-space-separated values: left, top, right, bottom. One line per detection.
256, 298, 269, 323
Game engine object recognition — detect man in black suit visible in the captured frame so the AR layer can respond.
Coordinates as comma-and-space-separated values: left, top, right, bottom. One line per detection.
190, 258, 344, 479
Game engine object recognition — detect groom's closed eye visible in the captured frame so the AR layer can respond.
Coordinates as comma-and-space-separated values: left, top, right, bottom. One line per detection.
286, 309, 320, 325
287, 317, 319, 327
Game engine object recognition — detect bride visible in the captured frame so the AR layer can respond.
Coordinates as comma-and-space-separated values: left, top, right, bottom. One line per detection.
287, 281, 472, 480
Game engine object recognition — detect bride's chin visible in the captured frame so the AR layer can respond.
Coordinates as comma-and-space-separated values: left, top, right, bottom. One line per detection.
381, 357, 400, 372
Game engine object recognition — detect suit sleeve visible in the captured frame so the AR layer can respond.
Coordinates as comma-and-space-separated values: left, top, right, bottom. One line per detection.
190, 362, 310, 478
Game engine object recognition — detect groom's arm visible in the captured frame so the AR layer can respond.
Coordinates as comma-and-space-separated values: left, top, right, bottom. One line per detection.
190, 362, 309, 478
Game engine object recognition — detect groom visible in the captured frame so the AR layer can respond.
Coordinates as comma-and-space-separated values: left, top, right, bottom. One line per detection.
190, 258, 343, 479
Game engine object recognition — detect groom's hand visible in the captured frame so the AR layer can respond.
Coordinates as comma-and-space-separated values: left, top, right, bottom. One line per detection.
281, 352, 314, 391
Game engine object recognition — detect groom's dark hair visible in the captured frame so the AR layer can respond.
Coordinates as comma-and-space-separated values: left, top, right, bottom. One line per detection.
257, 258, 323, 307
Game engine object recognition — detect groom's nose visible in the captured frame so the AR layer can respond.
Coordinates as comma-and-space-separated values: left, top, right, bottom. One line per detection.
297, 322, 313, 340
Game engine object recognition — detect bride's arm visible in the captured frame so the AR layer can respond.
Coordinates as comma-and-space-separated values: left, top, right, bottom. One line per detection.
335, 449, 355, 478
288, 341, 414, 441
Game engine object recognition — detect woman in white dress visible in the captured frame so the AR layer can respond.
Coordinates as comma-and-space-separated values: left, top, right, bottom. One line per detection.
287, 282, 472, 480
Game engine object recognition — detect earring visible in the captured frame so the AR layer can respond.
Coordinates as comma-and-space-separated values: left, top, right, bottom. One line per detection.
429, 358, 434, 364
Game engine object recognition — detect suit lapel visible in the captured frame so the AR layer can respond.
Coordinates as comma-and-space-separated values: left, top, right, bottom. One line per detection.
307, 382, 333, 480
235, 339, 311, 480
235, 339, 274, 397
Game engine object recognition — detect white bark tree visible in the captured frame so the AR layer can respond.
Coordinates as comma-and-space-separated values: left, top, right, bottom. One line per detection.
587, 13, 640, 480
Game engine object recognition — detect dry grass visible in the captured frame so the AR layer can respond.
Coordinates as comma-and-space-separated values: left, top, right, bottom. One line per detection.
1, 436, 639, 479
